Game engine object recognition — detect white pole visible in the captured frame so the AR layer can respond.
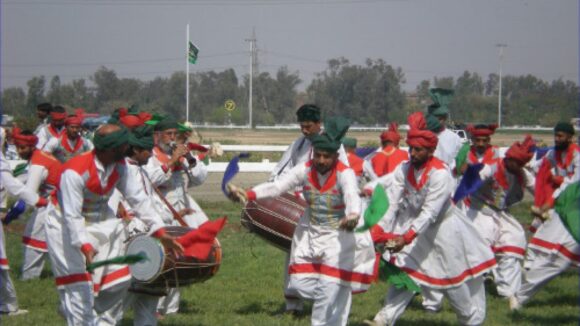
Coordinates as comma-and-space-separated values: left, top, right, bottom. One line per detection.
186, 23, 190, 123
249, 37, 253, 129
496, 43, 506, 128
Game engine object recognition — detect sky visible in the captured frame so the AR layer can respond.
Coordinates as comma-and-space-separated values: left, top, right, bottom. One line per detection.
1, 0, 578, 92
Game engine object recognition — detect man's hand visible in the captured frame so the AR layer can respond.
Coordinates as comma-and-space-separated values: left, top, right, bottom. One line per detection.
159, 235, 184, 257
169, 144, 188, 168
531, 205, 551, 221
386, 235, 406, 253
226, 183, 248, 204
339, 214, 359, 231
83, 248, 97, 267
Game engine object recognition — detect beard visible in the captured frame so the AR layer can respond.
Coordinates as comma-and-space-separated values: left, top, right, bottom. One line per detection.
555, 142, 569, 151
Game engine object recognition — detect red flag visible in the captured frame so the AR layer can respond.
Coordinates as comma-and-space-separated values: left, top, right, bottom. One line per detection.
177, 217, 227, 259
186, 143, 209, 152
534, 159, 555, 208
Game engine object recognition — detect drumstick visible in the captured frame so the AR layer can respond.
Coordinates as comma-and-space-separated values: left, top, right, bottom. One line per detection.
151, 185, 189, 227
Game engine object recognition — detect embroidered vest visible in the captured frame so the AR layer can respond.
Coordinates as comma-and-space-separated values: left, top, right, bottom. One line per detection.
53, 135, 90, 163
62, 151, 123, 223
547, 143, 579, 177
30, 150, 62, 197
302, 161, 349, 228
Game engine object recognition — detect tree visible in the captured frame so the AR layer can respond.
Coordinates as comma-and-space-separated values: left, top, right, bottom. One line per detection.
92, 66, 120, 112
1, 87, 27, 115
25, 76, 46, 113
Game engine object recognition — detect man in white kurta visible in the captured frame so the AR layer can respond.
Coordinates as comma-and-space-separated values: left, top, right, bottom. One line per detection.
44, 124, 182, 326
11, 129, 62, 280
36, 105, 67, 150
461, 136, 535, 299
0, 152, 48, 315
368, 114, 496, 326
426, 88, 463, 171
43, 115, 93, 163
232, 118, 375, 326
33, 102, 52, 136
144, 118, 208, 315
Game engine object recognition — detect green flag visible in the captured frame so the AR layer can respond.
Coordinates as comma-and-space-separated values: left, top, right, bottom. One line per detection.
86, 253, 147, 273
188, 41, 199, 64
356, 185, 389, 232
454, 142, 471, 175
554, 182, 580, 244
380, 259, 421, 293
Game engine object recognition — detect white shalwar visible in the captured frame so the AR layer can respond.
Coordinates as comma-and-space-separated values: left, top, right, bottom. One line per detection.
145, 146, 209, 315
269, 133, 349, 312
20, 150, 61, 280
513, 208, 580, 307
371, 158, 496, 326
251, 160, 376, 326
433, 128, 463, 171
0, 153, 42, 313
44, 151, 167, 326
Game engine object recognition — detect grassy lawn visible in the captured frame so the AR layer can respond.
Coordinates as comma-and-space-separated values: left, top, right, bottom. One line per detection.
1, 201, 578, 325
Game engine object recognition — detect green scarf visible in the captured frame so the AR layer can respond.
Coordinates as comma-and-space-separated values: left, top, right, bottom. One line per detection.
311, 116, 350, 152
93, 127, 130, 150
129, 125, 154, 150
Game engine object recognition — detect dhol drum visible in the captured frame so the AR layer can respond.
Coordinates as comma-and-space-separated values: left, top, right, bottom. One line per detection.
241, 192, 306, 252
126, 226, 221, 296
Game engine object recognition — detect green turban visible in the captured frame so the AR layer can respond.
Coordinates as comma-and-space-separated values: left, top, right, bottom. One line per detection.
154, 117, 179, 131
178, 123, 193, 133
296, 104, 321, 122
93, 127, 130, 150
427, 88, 454, 117
554, 121, 575, 135
312, 116, 350, 152
426, 114, 442, 133
342, 137, 357, 148
144, 113, 166, 126
129, 125, 154, 150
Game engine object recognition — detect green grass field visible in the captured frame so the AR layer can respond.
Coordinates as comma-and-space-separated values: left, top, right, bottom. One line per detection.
1, 201, 578, 325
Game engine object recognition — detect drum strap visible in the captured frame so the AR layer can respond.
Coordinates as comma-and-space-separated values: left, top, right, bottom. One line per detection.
142, 171, 189, 227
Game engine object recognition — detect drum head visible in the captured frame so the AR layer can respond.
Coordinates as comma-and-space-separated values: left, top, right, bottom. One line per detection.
126, 235, 165, 282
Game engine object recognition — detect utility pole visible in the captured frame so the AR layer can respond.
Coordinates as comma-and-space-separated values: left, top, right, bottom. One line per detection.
245, 28, 257, 129
496, 43, 507, 128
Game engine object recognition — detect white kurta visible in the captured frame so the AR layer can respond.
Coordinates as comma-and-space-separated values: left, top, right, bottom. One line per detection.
434, 128, 463, 170
36, 124, 65, 150
43, 135, 94, 162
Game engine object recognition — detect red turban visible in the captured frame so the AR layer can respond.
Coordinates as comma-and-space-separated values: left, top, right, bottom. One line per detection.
406, 112, 438, 149
467, 124, 498, 137
12, 127, 38, 146
380, 123, 401, 146
505, 135, 535, 165
138, 112, 152, 123
50, 111, 67, 120
120, 115, 144, 129
65, 115, 83, 126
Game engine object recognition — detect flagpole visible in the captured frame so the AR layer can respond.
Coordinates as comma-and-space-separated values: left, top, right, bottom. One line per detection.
186, 23, 190, 123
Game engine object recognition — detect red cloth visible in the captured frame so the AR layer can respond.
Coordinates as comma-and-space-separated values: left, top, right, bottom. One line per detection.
406, 112, 438, 148
138, 112, 152, 122
407, 112, 426, 130
371, 147, 409, 177
347, 152, 364, 177
12, 127, 38, 146
534, 158, 555, 208
50, 111, 67, 120
380, 123, 401, 146
466, 124, 498, 137
186, 143, 209, 152
177, 217, 227, 260
505, 135, 535, 165
119, 115, 144, 129
65, 115, 83, 126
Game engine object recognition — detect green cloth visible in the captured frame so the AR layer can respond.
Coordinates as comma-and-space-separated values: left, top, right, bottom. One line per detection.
342, 137, 357, 148
87, 253, 147, 273
454, 142, 471, 175
356, 185, 389, 232
144, 113, 166, 126
154, 117, 179, 131
427, 88, 454, 116
12, 163, 28, 177
554, 121, 575, 135
296, 104, 321, 122
129, 125, 154, 150
311, 116, 350, 152
178, 123, 193, 133
426, 113, 442, 132
554, 182, 580, 243
93, 127, 130, 150
380, 259, 421, 293
188, 41, 199, 64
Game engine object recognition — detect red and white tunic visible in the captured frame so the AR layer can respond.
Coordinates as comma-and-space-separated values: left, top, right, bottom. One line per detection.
36, 124, 65, 150
250, 160, 376, 292
44, 134, 93, 163
22, 150, 61, 252
376, 158, 496, 289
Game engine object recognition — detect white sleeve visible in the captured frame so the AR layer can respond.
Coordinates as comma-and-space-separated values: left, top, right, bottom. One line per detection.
363, 172, 394, 194
524, 168, 536, 194
377, 164, 406, 230
478, 164, 495, 181
186, 158, 208, 187
0, 155, 39, 206
59, 169, 90, 247
410, 169, 452, 235
339, 168, 361, 216
254, 163, 306, 199
25, 164, 48, 193
144, 155, 173, 186
116, 164, 165, 232
43, 137, 59, 154
36, 128, 49, 150
363, 159, 378, 181
337, 145, 350, 167
84, 138, 94, 151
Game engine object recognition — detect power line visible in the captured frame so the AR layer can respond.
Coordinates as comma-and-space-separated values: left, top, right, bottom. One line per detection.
3, 0, 407, 6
